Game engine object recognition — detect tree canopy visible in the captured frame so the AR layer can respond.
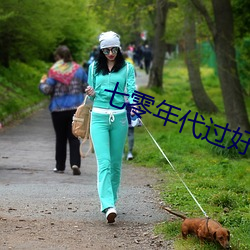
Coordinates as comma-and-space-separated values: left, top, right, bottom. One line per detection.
0, 0, 99, 66
0, 0, 249, 129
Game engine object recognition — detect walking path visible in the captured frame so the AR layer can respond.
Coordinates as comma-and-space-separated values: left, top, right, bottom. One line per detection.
0, 70, 173, 249
135, 68, 149, 88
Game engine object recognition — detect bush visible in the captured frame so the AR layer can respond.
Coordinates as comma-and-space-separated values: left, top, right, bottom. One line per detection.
0, 60, 49, 123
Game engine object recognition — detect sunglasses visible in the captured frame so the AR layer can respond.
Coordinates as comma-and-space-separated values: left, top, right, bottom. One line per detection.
102, 47, 119, 55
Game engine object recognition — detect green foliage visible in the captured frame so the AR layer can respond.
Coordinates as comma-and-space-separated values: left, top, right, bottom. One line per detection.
164, 0, 213, 45
92, 0, 156, 45
165, 2, 184, 44
0, 0, 99, 66
232, 0, 250, 39
0, 60, 49, 122
129, 58, 250, 249
236, 37, 250, 95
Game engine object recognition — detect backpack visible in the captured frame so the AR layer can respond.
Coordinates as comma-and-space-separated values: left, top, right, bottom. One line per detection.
72, 95, 93, 158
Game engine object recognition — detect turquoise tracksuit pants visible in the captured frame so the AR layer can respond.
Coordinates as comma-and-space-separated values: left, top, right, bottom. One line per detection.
90, 110, 128, 212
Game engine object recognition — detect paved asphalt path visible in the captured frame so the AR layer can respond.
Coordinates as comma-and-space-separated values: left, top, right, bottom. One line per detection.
0, 105, 166, 222
0, 68, 161, 221
0, 69, 173, 249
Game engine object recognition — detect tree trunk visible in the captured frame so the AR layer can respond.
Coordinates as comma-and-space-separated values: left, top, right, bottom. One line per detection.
191, 0, 250, 131
184, 3, 218, 114
212, 0, 250, 130
147, 0, 168, 89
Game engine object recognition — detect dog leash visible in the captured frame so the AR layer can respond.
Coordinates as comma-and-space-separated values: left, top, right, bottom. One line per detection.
140, 118, 209, 218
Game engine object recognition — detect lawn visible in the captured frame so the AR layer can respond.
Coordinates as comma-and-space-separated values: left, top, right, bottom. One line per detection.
127, 58, 250, 250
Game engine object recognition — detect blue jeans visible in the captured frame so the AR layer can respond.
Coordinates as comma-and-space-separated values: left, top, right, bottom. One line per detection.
90, 111, 128, 212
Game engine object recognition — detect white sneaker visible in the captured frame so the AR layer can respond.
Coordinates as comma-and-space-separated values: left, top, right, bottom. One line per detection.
105, 207, 117, 223
72, 165, 81, 175
127, 152, 133, 160
53, 168, 64, 173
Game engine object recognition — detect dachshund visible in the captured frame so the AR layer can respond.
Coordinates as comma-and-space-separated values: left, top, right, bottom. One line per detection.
162, 206, 231, 249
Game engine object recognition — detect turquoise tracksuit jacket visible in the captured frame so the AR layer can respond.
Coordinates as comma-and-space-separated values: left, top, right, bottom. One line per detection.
87, 62, 136, 108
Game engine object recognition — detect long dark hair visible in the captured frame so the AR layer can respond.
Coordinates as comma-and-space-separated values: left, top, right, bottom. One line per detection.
95, 48, 126, 75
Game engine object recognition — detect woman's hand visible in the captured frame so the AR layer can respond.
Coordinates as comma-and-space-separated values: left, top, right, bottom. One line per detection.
85, 86, 96, 97
130, 105, 138, 116
40, 74, 47, 83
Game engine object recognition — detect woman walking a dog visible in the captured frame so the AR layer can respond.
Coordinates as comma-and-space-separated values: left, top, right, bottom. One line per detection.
85, 31, 136, 223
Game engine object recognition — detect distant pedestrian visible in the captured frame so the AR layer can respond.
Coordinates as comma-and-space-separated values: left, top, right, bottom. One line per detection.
143, 44, 152, 74
123, 52, 137, 160
39, 45, 88, 175
85, 31, 136, 223
125, 102, 135, 160
87, 46, 99, 70
134, 45, 144, 69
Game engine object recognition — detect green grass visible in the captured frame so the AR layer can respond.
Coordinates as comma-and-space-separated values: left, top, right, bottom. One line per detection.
127, 58, 250, 250
0, 60, 50, 123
